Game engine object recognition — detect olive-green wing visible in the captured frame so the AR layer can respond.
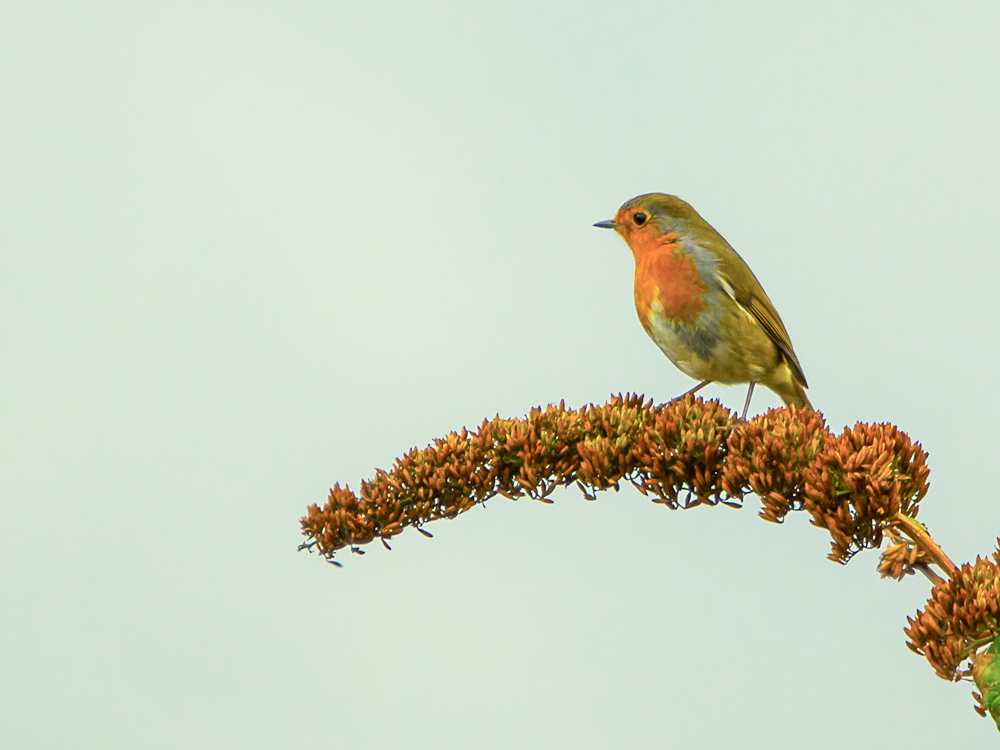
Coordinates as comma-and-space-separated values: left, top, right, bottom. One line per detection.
714, 244, 809, 388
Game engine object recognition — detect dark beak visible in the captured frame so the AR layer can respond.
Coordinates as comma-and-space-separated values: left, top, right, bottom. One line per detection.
593, 220, 616, 229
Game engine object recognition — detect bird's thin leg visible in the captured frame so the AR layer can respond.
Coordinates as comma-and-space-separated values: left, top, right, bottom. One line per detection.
671, 380, 712, 403
740, 382, 756, 421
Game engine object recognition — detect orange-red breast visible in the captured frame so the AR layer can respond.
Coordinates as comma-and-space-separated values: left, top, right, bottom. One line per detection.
595, 193, 810, 416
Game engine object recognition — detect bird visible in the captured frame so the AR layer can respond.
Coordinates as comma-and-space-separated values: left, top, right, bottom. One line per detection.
594, 192, 810, 419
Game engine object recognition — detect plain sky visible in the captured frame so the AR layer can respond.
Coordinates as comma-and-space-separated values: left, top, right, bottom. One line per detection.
2, 1, 999, 747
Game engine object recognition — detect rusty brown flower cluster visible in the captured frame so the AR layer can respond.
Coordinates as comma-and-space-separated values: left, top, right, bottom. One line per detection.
722, 406, 828, 523
301, 395, 929, 567
905, 547, 1000, 683
803, 422, 931, 563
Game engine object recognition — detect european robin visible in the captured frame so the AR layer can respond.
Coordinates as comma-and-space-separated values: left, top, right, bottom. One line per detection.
595, 193, 810, 417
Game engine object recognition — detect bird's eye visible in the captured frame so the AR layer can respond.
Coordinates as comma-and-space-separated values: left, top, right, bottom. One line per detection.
634, 212, 648, 226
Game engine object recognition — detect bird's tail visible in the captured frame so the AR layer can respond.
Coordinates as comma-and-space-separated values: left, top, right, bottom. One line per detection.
776, 379, 812, 410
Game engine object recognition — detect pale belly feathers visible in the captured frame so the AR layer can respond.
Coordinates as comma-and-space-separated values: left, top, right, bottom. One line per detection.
646, 290, 776, 384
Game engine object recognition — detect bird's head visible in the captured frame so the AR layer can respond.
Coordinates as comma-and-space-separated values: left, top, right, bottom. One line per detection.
594, 193, 711, 253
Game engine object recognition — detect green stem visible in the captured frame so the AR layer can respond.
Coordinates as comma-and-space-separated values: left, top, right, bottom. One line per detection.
892, 513, 958, 578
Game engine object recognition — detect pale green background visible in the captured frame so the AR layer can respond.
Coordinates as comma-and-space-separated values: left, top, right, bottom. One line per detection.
2, 2, 998, 747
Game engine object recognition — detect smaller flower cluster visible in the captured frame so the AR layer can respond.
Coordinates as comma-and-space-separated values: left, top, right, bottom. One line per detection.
905, 545, 1000, 682
878, 528, 935, 581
